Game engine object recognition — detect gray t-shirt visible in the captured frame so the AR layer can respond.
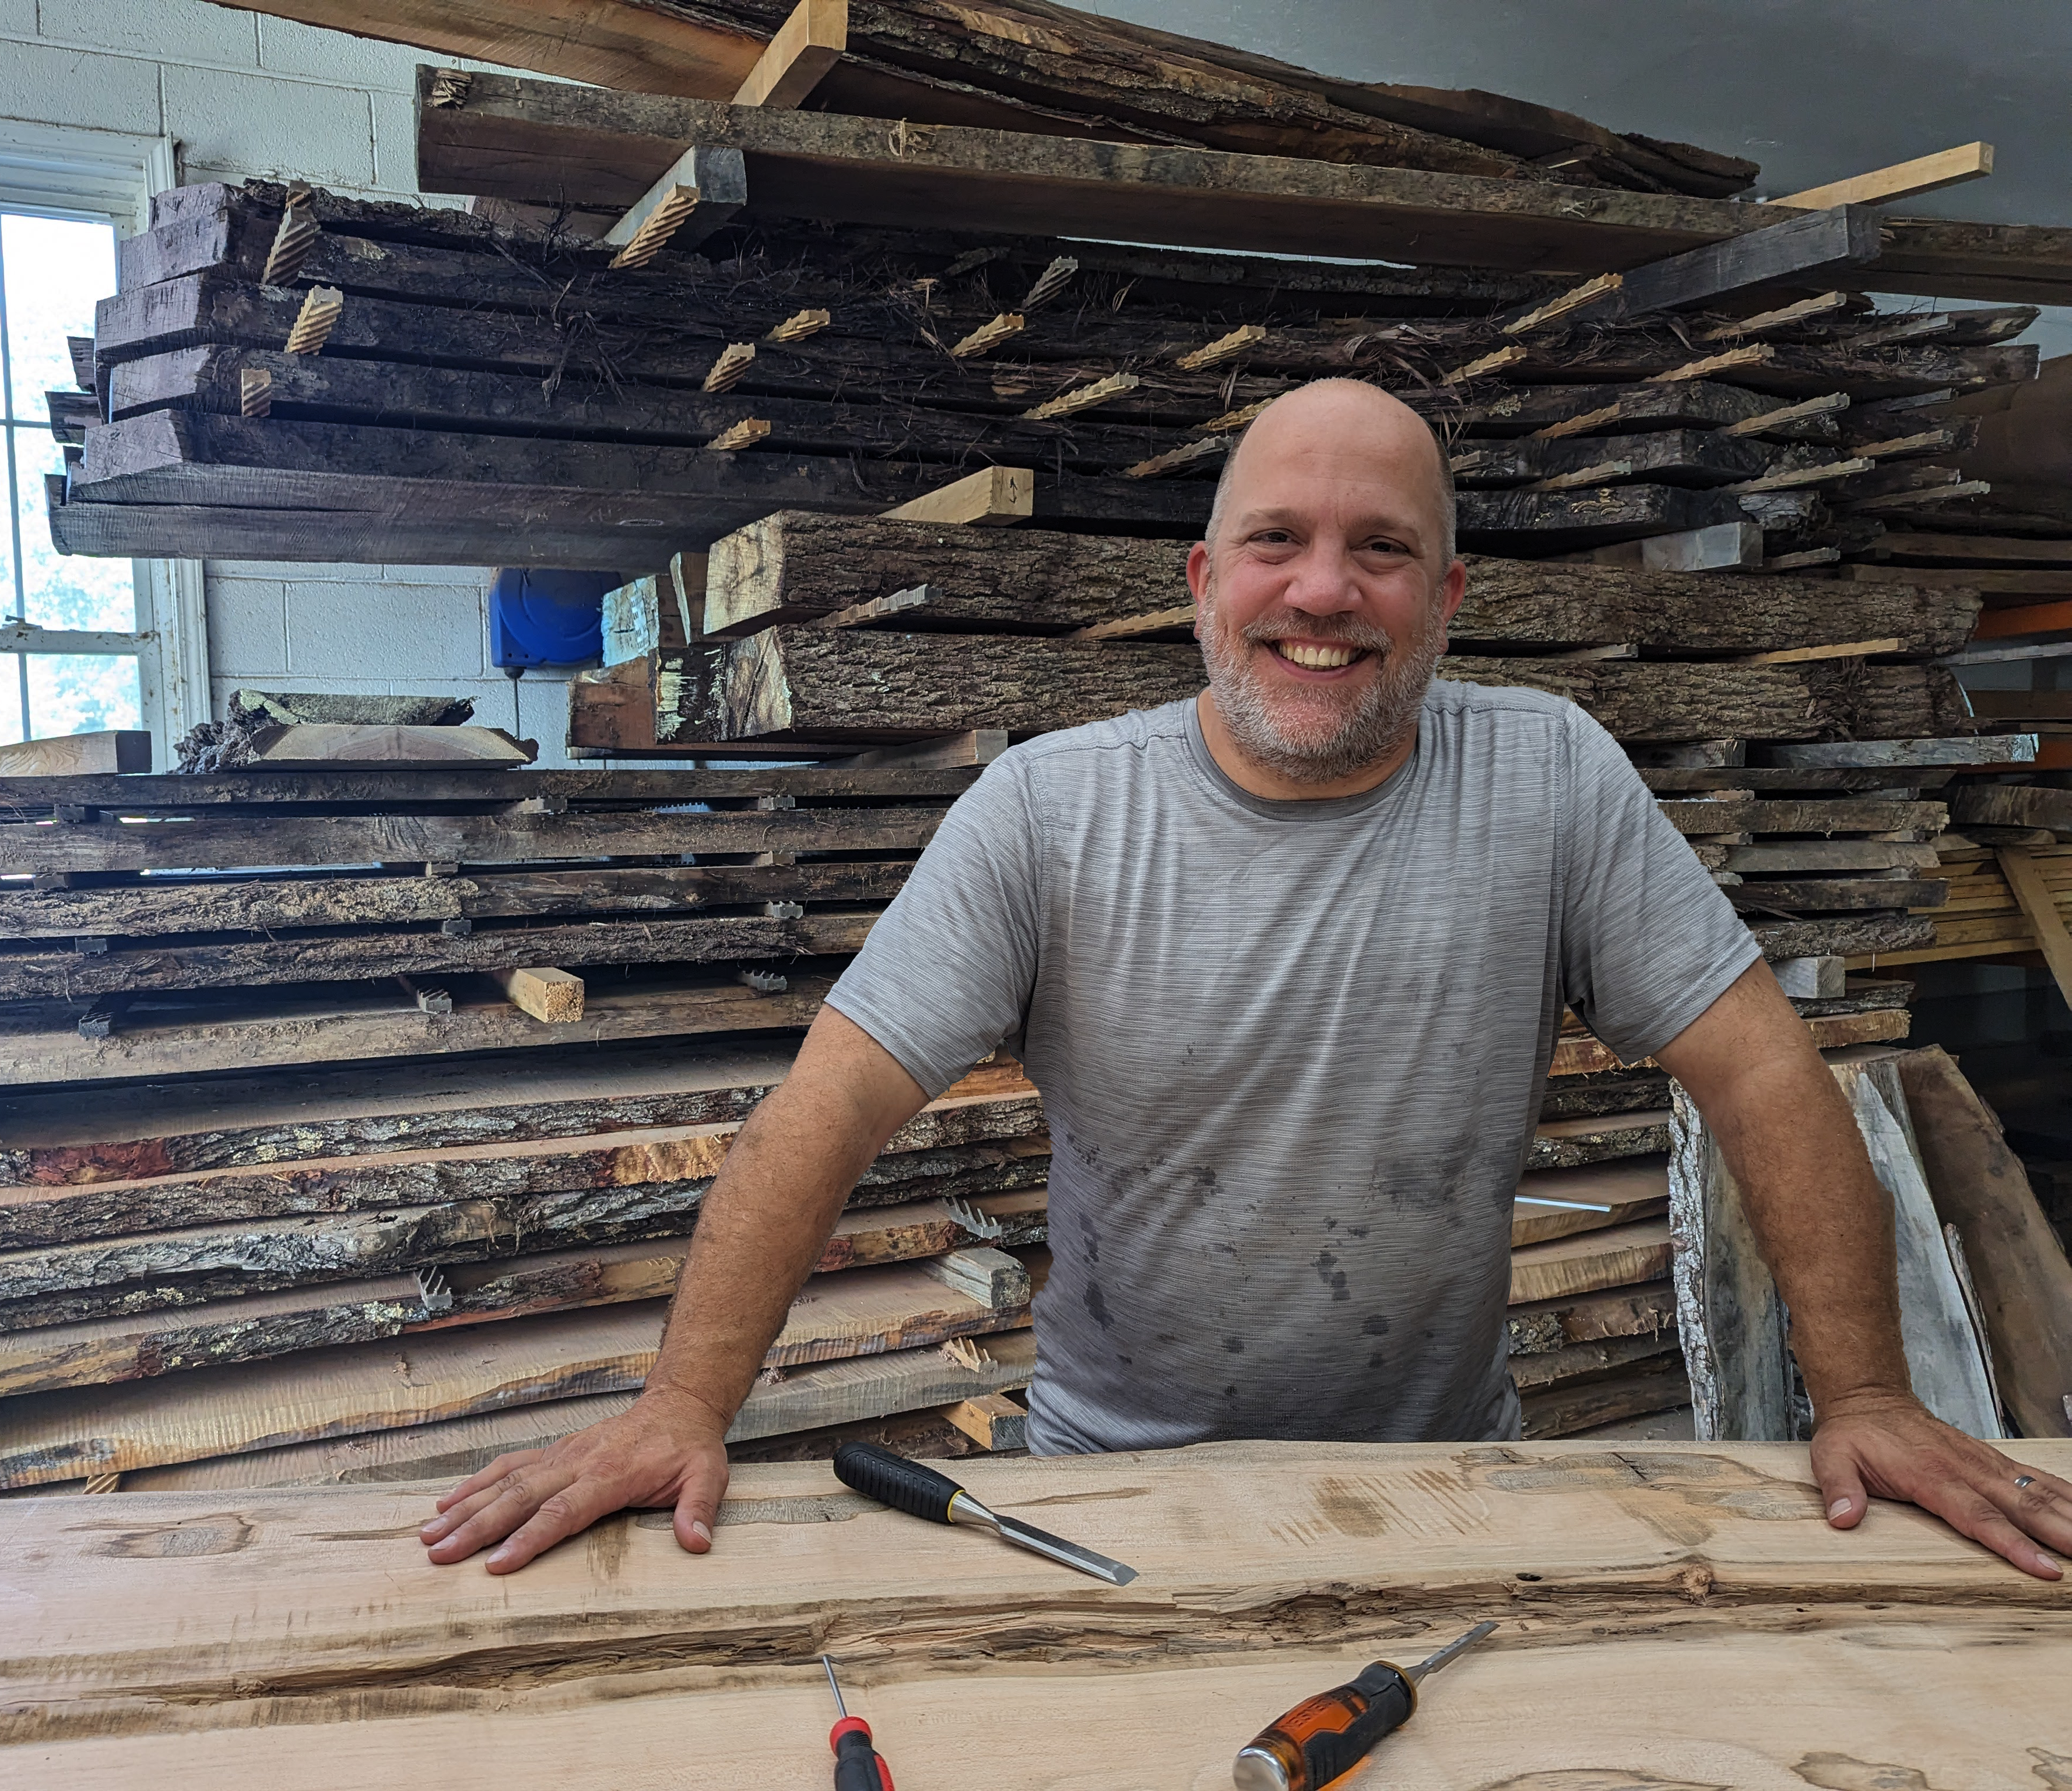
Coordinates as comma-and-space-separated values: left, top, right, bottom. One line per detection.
826, 683, 1757, 1454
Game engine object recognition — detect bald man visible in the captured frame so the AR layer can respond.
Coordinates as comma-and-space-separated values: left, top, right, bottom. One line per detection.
423, 380, 2071, 1580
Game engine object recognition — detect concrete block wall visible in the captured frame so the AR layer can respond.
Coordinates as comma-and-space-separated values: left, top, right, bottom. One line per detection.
0, 0, 601, 767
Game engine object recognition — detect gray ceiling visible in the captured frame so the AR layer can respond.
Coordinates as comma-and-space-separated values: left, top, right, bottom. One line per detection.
1083, 0, 2069, 350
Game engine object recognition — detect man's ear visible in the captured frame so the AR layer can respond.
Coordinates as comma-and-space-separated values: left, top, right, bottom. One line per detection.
1437, 557, 1467, 634
1186, 540, 1211, 612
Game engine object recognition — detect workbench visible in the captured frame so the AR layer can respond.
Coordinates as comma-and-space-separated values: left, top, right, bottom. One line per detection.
5, 1440, 2067, 1788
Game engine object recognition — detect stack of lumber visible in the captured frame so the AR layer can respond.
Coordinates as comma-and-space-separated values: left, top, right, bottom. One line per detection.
9, 1438, 2070, 1789
47, 160, 2050, 568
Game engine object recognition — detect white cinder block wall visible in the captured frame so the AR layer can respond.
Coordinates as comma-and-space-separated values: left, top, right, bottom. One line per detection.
0, 0, 595, 764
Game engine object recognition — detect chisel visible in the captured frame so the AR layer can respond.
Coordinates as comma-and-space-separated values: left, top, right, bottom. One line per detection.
1233, 1621, 1497, 1791
831, 1441, 1139, 1585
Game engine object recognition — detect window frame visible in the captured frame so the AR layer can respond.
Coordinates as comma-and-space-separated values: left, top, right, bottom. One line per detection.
0, 121, 211, 763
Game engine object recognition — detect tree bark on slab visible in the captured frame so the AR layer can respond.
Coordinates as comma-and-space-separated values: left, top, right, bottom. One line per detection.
704, 512, 1979, 654
1657, 798, 1947, 835
1743, 913, 1936, 958
0, 1101, 1046, 1252
0, 909, 882, 1001
1723, 879, 1948, 914
701, 628, 1930, 744
0, 802, 947, 875
0, 970, 832, 1090
1897, 1045, 2072, 1438
1525, 1109, 1671, 1171
0, 1046, 1031, 1187
1505, 1277, 1677, 1354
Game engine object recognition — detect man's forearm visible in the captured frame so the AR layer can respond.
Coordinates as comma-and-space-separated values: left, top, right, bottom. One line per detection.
1701, 1049, 1912, 1411
641, 1006, 933, 1436
1657, 963, 1912, 1413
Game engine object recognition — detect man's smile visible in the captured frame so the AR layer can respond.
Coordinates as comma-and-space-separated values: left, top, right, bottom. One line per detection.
1267, 640, 1371, 675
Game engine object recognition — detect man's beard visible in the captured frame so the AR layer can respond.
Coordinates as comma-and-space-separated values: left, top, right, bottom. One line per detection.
1196, 574, 1446, 786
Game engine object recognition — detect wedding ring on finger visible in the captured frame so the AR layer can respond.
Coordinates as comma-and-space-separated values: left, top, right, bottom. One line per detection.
2014, 1475, 2038, 1490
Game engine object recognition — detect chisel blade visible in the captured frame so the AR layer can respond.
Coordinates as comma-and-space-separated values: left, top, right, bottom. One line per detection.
993, 1513, 1139, 1585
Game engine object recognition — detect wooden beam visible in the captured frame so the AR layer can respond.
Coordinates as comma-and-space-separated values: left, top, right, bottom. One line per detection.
1521, 205, 1882, 328
1777, 142, 1994, 210
1734, 637, 1902, 665
830, 731, 1008, 771
731, 0, 845, 109
879, 466, 1033, 526
603, 144, 748, 268
0, 731, 149, 777
492, 966, 587, 1024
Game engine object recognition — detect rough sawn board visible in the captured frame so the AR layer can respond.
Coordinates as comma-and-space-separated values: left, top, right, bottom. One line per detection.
3, 1439, 2067, 1789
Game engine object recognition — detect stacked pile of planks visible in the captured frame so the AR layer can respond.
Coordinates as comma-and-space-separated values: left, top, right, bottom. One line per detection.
51, 168, 2042, 570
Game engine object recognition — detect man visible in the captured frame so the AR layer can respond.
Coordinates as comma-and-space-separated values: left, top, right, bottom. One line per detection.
423, 380, 2070, 1579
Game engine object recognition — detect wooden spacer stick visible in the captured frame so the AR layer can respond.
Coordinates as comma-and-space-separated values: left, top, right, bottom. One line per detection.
283, 286, 343, 355
1124, 437, 1227, 479
1066, 603, 1196, 642
706, 417, 772, 452
1020, 371, 1139, 420
950, 312, 1025, 359
703, 342, 757, 392
1175, 324, 1266, 371
238, 367, 272, 417
764, 308, 831, 342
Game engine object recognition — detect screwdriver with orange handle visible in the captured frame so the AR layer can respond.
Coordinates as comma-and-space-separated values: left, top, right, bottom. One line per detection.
1231, 1621, 1496, 1791
822, 1655, 894, 1791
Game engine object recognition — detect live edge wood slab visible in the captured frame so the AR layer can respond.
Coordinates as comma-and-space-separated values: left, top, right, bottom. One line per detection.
5, 1441, 2066, 1789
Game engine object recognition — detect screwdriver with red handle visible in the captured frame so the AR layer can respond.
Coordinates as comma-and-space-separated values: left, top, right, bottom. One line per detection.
1232, 1621, 1496, 1791
823, 1655, 894, 1791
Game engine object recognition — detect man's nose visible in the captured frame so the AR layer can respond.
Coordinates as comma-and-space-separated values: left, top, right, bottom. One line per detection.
1279, 543, 1363, 614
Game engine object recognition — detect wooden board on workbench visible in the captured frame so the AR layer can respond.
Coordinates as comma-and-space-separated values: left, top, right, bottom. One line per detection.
7, 1438, 2070, 1789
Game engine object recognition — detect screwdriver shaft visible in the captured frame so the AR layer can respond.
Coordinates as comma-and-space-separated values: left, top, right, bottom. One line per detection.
1406, 1620, 1498, 1684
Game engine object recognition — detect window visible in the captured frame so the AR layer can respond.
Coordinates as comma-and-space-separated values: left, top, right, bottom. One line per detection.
0, 208, 143, 746
0, 121, 209, 763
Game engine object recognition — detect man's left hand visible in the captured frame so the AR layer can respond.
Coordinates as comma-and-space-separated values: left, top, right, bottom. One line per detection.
1811, 1389, 2071, 1579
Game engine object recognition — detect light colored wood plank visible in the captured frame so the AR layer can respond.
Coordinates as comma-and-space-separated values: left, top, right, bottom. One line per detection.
879, 466, 1033, 526
0, 730, 149, 776
241, 724, 533, 768
12, 1435, 2071, 1790
1509, 1218, 1671, 1304
829, 729, 1007, 770
1997, 845, 2072, 1007
493, 965, 585, 1023
731, 0, 845, 107
1778, 141, 1994, 210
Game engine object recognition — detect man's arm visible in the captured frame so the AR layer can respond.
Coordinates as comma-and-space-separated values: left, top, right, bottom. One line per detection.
419, 1006, 930, 1573
1656, 960, 2071, 1579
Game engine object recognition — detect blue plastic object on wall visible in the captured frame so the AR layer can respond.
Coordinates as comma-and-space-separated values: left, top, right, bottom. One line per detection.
489, 568, 616, 672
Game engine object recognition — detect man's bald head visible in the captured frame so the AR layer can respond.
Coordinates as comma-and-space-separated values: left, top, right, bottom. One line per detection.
1204, 378, 1456, 566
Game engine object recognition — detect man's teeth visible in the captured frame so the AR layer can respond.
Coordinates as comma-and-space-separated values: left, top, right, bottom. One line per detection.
1274, 642, 1360, 669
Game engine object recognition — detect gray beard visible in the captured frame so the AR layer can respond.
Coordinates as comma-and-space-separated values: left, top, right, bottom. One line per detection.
1196, 579, 1445, 786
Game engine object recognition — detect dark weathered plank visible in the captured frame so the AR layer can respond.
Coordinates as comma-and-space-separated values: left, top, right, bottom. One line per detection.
1450, 429, 1775, 489
0, 764, 979, 811
1723, 879, 1949, 914
0, 803, 946, 875
1950, 784, 2072, 833
75, 411, 1210, 538
0, 908, 882, 1000
0, 862, 911, 940
1657, 798, 1947, 835
1455, 483, 1745, 549
415, 73, 2072, 301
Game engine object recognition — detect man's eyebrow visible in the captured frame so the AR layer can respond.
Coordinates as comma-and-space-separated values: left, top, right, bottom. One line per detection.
1231, 506, 1426, 542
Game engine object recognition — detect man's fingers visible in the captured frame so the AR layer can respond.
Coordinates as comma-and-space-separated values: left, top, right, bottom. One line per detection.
426, 1466, 579, 1566
1923, 1481, 2063, 1581
1810, 1439, 1868, 1530
673, 1452, 731, 1555
484, 1481, 626, 1575
433, 1448, 545, 1518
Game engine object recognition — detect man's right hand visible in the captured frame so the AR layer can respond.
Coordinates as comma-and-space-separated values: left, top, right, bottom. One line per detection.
419, 1385, 730, 1574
